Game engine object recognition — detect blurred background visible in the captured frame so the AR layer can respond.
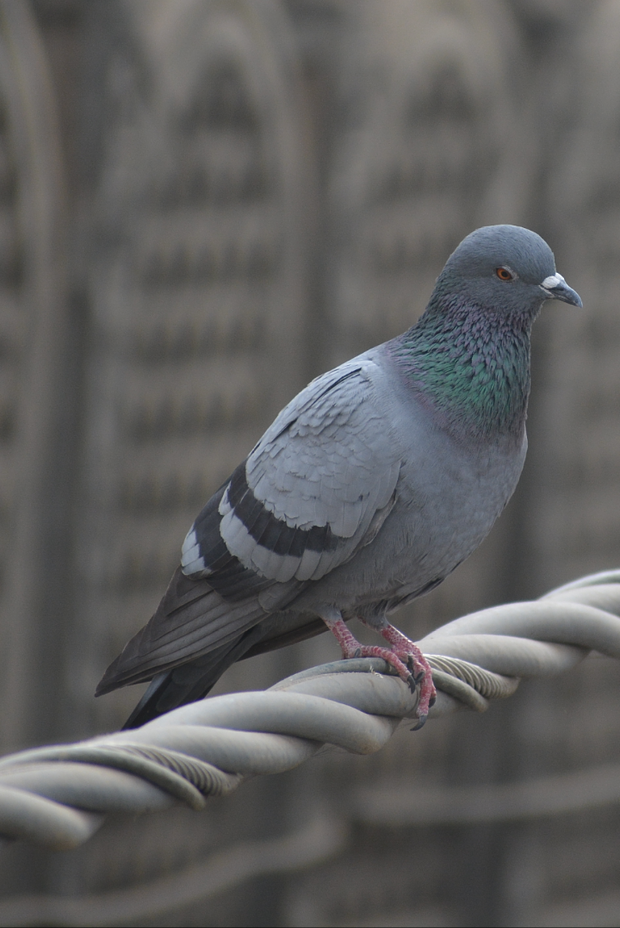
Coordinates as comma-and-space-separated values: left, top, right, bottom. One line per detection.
0, 0, 619, 924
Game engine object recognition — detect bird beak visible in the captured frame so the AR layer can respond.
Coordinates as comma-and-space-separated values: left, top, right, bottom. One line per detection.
540, 273, 583, 307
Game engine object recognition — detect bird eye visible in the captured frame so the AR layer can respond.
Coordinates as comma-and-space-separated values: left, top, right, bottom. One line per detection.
496, 267, 515, 281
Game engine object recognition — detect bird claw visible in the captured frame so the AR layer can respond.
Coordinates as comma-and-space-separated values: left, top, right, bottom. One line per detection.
407, 669, 433, 728
410, 714, 428, 732
406, 667, 426, 694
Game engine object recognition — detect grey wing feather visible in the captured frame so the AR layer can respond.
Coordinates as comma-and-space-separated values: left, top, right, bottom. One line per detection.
211, 355, 402, 584
98, 353, 403, 696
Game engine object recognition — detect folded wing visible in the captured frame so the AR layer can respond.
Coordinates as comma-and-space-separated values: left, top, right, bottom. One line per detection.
97, 356, 402, 695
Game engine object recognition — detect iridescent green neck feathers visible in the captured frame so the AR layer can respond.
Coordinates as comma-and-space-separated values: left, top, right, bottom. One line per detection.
392, 296, 535, 440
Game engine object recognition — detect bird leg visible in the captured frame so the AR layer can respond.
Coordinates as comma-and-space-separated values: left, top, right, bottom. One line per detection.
322, 614, 436, 727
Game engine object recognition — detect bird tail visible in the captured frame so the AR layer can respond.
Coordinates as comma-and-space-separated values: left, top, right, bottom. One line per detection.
121, 623, 267, 729
96, 565, 269, 696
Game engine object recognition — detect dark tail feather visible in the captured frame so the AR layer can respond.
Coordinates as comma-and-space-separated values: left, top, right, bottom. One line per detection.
122, 625, 266, 729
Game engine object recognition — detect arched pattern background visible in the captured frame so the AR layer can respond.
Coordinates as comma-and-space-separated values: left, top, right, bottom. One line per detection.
532, 0, 620, 589
68, 0, 314, 735
2, 1, 620, 926
327, 0, 528, 362
0, 1, 67, 753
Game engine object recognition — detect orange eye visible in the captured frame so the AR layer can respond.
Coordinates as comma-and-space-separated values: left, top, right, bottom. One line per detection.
496, 267, 515, 281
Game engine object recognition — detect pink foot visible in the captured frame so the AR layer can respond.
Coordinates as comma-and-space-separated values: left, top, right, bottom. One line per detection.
380, 625, 436, 727
324, 617, 436, 728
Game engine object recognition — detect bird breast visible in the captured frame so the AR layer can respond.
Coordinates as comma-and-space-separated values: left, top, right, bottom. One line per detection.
292, 399, 527, 621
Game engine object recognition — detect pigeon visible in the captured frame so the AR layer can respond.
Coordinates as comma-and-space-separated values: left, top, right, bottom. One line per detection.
96, 225, 582, 730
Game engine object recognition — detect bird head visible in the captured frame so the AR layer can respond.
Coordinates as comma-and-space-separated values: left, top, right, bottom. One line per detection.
437, 224, 582, 319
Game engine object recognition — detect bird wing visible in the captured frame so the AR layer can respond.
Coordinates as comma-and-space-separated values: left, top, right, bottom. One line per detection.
97, 356, 402, 694
182, 356, 402, 589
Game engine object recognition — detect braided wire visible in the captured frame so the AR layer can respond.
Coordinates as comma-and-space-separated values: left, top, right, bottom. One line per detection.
0, 570, 619, 850
427, 655, 519, 703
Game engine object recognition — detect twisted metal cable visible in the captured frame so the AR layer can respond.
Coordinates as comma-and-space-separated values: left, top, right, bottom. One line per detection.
1, 569, 620, 854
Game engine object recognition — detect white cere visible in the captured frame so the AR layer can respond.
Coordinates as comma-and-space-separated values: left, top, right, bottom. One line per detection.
541, 273, 565, 289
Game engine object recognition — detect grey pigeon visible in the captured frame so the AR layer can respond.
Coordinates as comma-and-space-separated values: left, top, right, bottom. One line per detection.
97, 225, 582, 729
